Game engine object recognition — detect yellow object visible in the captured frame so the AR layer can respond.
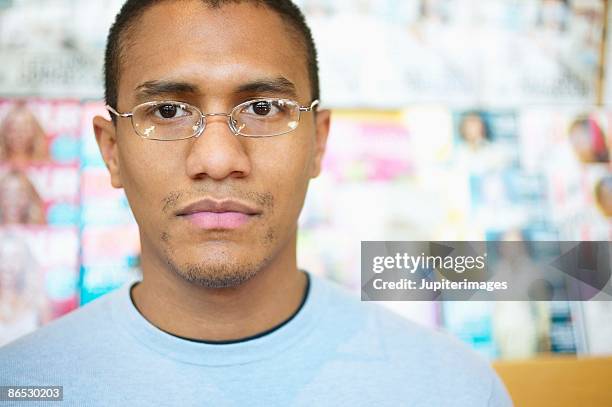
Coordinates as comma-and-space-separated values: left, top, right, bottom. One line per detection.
493, 356, 612, 407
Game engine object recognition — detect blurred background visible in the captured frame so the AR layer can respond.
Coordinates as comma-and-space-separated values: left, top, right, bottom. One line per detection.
0, 0, 611, 361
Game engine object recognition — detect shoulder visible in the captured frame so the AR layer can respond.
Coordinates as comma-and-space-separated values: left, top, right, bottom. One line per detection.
313, 276, 512, 405
0, 287, 123, 381
318, 275, 477, 362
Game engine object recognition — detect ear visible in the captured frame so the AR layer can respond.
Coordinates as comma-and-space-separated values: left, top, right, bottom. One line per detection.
93, 115, 123, 188
309, 109, 331, 178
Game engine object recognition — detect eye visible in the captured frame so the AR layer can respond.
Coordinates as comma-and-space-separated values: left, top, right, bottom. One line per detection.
244, 100, 282, 117
153, 103, 191, 119
252, 101, 272, 116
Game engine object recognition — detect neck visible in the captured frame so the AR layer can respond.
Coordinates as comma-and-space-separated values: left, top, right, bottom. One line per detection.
131, 233, 307, 342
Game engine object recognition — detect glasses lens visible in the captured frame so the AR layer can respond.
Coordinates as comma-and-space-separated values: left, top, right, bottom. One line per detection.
232, 99, 300, 137
132, 102, 201, 140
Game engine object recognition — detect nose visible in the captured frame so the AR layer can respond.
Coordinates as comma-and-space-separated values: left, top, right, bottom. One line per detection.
184, 114, 252, 181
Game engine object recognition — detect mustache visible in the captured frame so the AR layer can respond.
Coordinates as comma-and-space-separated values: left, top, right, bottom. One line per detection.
161, 186, 274, 214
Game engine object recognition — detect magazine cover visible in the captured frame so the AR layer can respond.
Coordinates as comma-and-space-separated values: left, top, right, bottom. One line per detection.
0, 99, 81, 226
0, 98, 81, 345
299, 110, 412, 289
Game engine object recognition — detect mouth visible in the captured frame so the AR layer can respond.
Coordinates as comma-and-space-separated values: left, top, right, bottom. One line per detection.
176, 198, 262, 230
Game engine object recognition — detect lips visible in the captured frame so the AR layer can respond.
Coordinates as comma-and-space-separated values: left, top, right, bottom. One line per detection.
176, 198, 261, 230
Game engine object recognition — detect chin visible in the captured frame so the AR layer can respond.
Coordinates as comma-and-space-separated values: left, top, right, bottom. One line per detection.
166, 249, 270, 289
179, 266, 259, 289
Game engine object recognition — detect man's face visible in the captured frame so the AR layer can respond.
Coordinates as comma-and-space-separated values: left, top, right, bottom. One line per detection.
94, 1, 329, 287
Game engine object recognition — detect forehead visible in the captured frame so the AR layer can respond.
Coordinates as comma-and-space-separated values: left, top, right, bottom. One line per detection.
118, 0, 310, 106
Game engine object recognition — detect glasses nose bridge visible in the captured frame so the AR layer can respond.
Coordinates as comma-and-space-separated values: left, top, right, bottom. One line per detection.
198, 111, 237, 137
202, 112, 232, 118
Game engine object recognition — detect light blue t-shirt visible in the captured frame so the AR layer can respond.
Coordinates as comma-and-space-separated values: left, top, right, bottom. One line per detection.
1, 273, 512, 406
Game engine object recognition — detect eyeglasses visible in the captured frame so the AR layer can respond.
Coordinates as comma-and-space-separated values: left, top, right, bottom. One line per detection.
106, 98, 319, 141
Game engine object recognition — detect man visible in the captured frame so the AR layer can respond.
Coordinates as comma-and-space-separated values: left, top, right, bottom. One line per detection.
1, 1, 512, 405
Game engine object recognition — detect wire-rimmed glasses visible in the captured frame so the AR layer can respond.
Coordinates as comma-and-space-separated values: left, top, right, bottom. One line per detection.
106, 98, 319, 141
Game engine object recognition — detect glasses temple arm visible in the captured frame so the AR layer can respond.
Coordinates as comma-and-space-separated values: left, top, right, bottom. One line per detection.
300, 99, 320, 112
106, 105, 133, 118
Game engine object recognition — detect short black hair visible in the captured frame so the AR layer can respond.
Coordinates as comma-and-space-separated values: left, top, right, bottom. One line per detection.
104, 0, 319, 110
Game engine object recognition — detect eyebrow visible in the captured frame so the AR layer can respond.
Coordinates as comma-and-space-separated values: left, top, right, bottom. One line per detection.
134, 80, 200, 102
133, 76, 299, 103
234, 77, 298, 99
